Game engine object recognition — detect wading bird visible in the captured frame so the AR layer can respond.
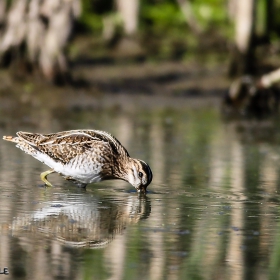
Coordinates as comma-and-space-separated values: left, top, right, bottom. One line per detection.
3, 130, 152, 193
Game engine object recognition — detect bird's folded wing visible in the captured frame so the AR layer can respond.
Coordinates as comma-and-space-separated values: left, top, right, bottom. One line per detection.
17, 131, 111, 164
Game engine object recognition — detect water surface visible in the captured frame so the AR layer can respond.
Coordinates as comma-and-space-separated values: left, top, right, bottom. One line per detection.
0, 96, 280, 279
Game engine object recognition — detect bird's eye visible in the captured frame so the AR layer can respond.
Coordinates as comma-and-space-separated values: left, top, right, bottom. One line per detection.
138, 172, 143, 178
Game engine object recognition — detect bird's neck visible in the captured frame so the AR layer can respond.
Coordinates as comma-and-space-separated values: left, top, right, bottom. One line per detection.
112, 156, 134, 181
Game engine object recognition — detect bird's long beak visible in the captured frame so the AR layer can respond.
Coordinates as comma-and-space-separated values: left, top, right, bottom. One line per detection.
138, 185, 146, 194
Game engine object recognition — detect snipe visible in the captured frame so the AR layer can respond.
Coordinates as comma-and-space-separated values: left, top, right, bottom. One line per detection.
3, 130, 153, 193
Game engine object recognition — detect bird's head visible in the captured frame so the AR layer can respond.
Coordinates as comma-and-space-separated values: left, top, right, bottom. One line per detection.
127, 159, 153, 194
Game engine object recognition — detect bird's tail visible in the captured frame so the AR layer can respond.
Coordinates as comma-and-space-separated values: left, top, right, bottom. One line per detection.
3, 136, 18, 142
3, 135, 38, 156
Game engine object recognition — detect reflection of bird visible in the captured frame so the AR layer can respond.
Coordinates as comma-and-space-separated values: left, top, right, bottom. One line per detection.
3, 130, 153, 193
11, 194, 151, 248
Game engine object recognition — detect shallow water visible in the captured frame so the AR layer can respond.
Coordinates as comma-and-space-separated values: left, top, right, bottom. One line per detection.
1, 96, 280, 279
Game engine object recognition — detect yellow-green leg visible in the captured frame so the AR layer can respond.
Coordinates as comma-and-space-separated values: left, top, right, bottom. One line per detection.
40, 169, 55, 187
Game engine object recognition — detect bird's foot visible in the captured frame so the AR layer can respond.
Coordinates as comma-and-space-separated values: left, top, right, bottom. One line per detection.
63, 176, 87, 188
40, 169, 55, 187
75, 182, 87, 188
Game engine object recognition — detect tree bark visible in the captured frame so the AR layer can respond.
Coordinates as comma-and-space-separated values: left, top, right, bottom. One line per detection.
0, 0, 81, 84
228, 0, 256, 76
116, 0, 139, 35
234, 0, 255, 54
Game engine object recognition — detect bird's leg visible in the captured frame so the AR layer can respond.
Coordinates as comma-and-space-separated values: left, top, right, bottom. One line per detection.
40, 169, 55, 187
61, 175, 87, 188
75, 182, 87, 188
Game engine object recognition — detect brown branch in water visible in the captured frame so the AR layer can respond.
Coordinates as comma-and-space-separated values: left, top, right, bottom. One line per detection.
229, 67, 280, 101
225, 69, 280, 117
259, 68, 280, 88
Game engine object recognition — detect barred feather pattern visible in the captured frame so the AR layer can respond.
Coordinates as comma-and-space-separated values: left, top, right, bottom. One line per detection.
3, 130, 128, 182
3, 130, 152, 191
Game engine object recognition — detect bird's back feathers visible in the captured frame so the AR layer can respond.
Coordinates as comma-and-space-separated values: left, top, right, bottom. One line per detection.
4, 130, 129, 165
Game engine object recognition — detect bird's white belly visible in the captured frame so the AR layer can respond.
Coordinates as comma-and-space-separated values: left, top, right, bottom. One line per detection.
34, 152, 103, 184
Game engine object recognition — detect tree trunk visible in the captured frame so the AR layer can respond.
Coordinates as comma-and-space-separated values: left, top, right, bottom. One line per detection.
228, 0, 256, 76
103, 0, 142, 58
0, 0, 81, 84
116, 0, 139, 36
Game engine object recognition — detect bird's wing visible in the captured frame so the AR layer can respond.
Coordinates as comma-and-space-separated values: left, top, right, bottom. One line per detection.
16, 130, 129, 164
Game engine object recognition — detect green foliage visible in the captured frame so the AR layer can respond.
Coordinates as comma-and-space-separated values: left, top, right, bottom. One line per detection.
139, 2, 188, 58
256, 0, 266, 36
138, 0, 232, 58
79, 13, 103, 33
192, 1, 228, 27
18, 0, 280, 59
140, 0, 229, 33
79, 0, 231, 35
79, 0, 113, 33
140, 2, 185, 33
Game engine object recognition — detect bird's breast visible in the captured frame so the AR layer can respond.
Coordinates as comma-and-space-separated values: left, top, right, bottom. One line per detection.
62, 153, 107, 183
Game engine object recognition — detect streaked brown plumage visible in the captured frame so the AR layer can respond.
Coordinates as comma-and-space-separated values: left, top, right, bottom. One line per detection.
3, 130, 153, 193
